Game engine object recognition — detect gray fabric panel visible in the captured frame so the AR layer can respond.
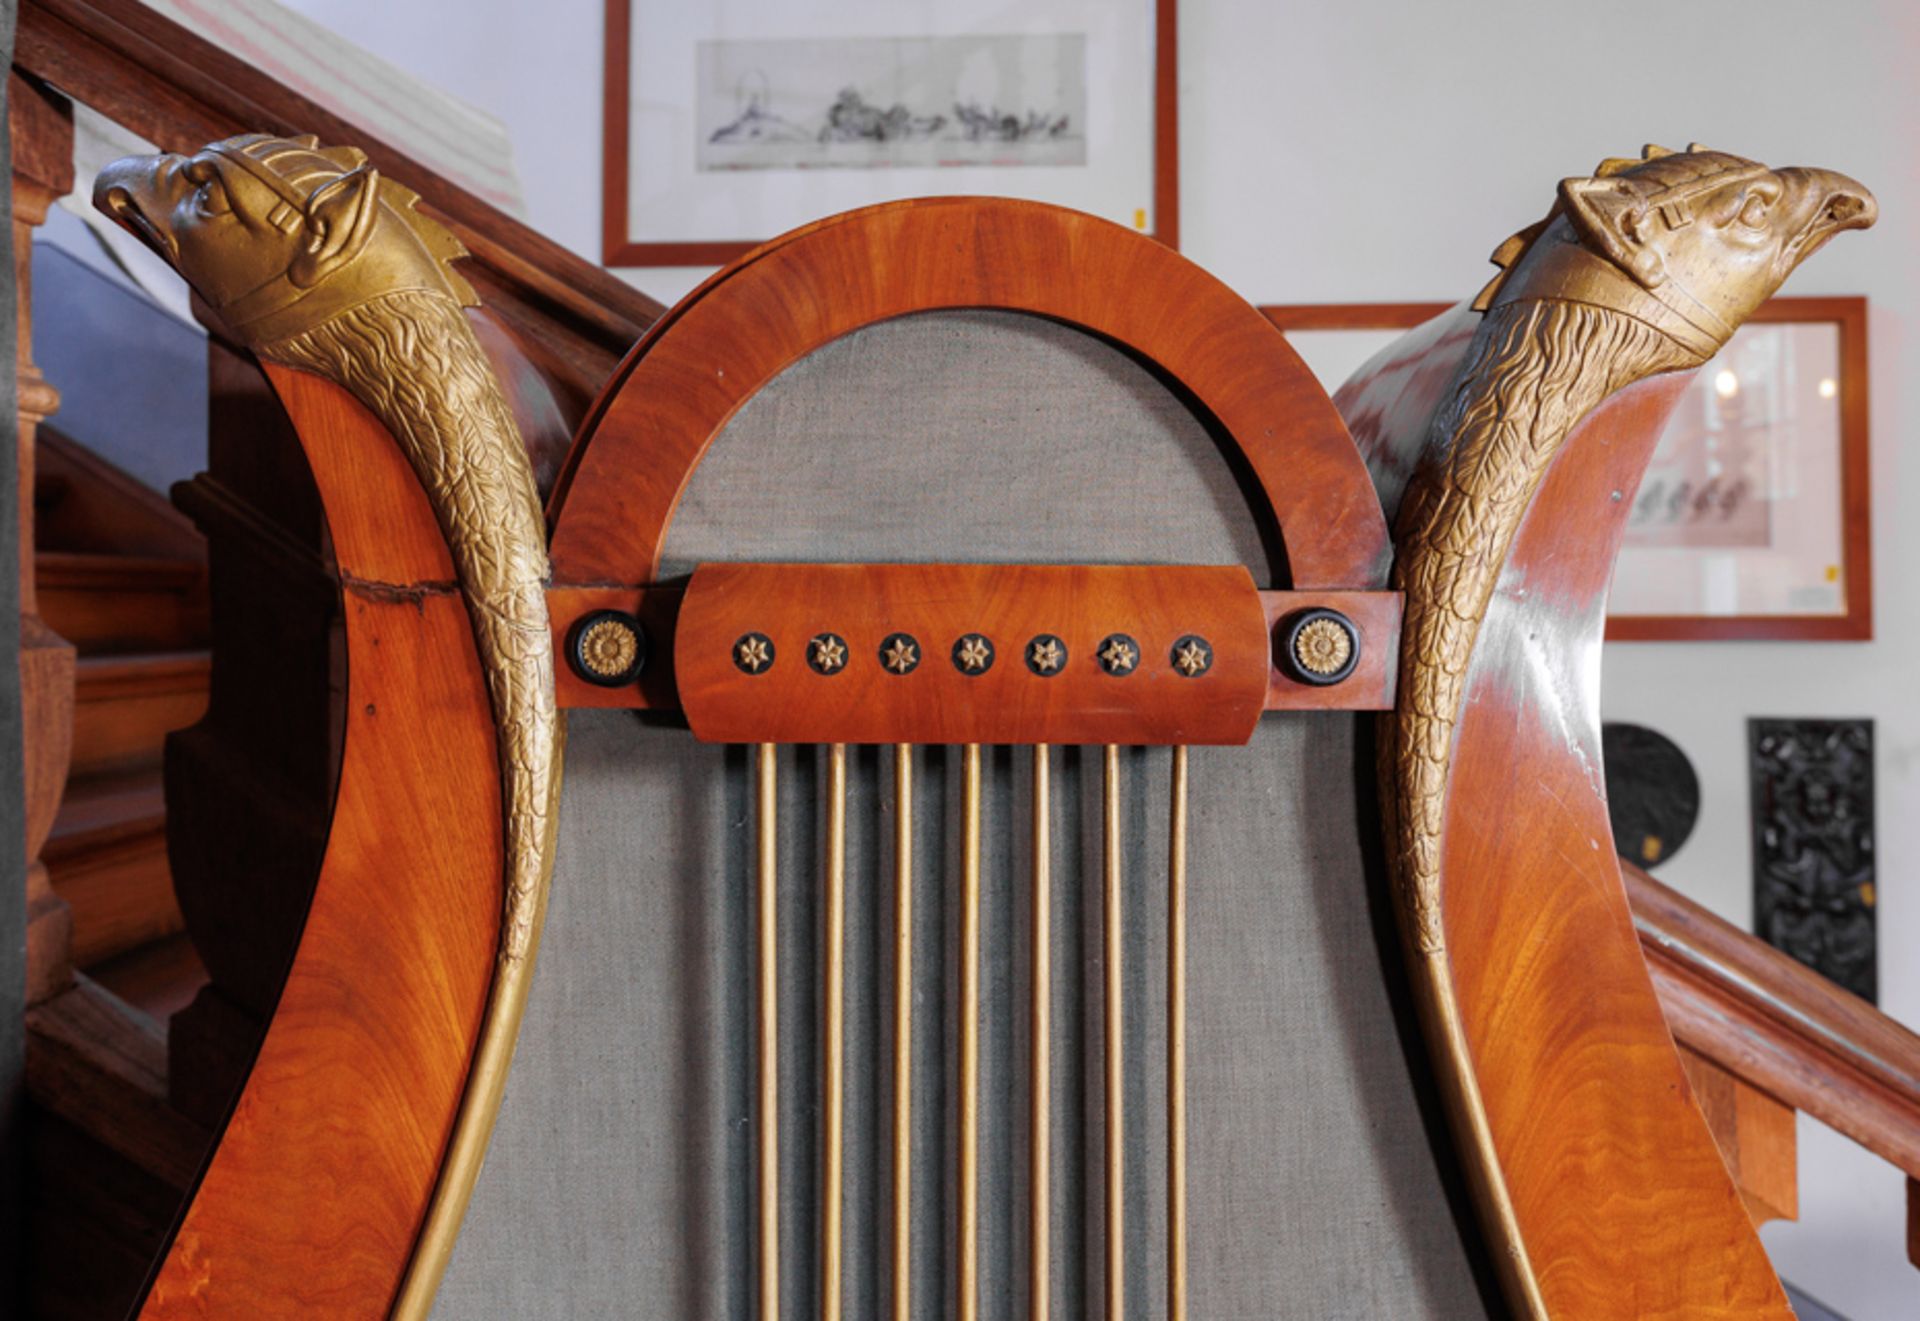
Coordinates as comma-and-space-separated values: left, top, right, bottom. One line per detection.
656, 311, 1271, 579
437, 311, 1486, 1319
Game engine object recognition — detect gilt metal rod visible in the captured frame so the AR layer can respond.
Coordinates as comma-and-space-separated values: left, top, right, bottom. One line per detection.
756, 742, 780, 1321
1104, 743, 1124, 1321
892, 744, 914, 1321
1168, 744, 1190, 1321
959, 743, 983, 1321
822, 743, 847, 1321
1030, 743, 1052, 1321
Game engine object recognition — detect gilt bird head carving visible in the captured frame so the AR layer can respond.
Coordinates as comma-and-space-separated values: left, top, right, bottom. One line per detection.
93, 132, 474, 347
1477, 144, 1876, 355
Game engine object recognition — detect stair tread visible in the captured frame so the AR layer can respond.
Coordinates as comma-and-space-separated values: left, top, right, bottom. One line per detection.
75, 650, 211, 692
69, 652, 212, 778
37, 549, 205, 589
88, 934, 207, 1025
48, 769, 166, 851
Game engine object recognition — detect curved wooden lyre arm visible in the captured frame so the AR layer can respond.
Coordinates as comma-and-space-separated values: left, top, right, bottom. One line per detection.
93, 135, 561, 1317
1342, 144, 1875, 1317
548, 195, 1390, 588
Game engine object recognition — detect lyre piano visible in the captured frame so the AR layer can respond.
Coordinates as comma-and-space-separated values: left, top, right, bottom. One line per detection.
90, 138, 1873, 1318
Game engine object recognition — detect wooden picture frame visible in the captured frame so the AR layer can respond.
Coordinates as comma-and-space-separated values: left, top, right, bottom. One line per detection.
1262, 296, 1873, 642
601, 0, 1179, 267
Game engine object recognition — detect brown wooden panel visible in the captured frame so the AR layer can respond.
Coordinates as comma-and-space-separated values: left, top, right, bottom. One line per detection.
1678, 1045, 1798, 1226
547, 583, 681, 713
1260, 589, 1398, 710
547, 584, 1400, 715
1440, 375, 1790, 1317
674, 562, 1269, 745
551, 198, 1389, 592
139, 369, 500, 1317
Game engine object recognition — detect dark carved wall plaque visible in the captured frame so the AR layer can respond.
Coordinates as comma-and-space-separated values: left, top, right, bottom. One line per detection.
1749, 718, 1876, 1002
1602, 722, 1702, 868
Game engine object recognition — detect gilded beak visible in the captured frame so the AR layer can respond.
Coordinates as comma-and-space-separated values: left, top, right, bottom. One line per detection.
93, 156, 181, 266
1780, 167, 1877, 262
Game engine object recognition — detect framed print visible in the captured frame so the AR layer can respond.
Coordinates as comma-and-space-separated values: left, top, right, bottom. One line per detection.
1263, 297, 1872, 642
602, 0, 1176, 266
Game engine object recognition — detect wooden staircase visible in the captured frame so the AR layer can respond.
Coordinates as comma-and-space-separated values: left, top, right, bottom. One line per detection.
35, 428, 209, 1007
20, 431, 214, 1321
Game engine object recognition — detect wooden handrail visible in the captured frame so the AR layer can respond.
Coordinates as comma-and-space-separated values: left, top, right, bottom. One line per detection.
1628, 859, 1920, 1179
13, 0, 663, 407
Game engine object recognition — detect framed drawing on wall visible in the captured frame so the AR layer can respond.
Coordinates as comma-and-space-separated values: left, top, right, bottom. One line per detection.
602, 0, 1177, 267
1264, 296, 1872, 642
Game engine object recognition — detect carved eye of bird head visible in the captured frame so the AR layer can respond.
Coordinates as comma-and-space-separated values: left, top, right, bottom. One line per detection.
93, 132, 473, 344
1557, 144, 1875, 328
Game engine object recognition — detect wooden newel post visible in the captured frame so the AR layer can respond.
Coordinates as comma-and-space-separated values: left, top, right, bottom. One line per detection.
10, 72, 75, 1007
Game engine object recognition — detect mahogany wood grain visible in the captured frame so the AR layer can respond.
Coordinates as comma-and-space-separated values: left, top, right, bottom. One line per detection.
1628, 859, 1920, 1181
138, 369, 502, 1317
599, 0, 1180, 266
1677, 1045, 1798, 1226
674, 562, 1270, 746
1268, 296, 1874, 642
1440, 374, 1790, 1316
552, 198, 1388, 592
1261, 302, 1450, 332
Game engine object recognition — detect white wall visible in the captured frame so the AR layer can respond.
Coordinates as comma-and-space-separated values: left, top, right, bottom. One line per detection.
280, 1, 1919, 1313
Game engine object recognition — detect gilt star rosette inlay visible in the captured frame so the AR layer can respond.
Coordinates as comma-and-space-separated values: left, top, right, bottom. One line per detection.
1097, 634, 1138, 675
1027, 634, 1067, 675
734, 632, 775, 674
880, 633, 921, 675
809, 633, 848, 675
1171, 636, 1213, 677
953, 634, 995, 674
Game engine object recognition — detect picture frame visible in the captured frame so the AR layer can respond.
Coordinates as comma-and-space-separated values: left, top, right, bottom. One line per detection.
602, 0, 1177, 267
1262, 297, 1872, 642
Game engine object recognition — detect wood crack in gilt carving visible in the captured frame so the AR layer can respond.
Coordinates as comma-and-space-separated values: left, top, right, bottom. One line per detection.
1388, 145, 1875, 955
94, 133, 563, 1317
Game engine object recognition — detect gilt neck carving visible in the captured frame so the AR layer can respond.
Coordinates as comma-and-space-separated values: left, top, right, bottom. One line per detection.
94, 133, 559, 968
1389, 144, 1875, 954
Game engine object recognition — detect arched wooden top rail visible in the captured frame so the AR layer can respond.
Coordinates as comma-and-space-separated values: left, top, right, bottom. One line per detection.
547, 197, 1390, 589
